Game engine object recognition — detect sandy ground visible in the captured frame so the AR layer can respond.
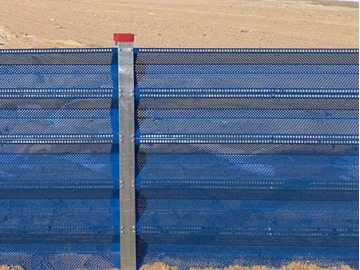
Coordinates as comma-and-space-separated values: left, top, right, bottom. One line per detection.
0, 0, 358, 49
0, 0, 357, 270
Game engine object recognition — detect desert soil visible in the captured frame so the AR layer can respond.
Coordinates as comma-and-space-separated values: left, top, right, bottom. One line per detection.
0, 0, 358, 270
0, 0, 358, 49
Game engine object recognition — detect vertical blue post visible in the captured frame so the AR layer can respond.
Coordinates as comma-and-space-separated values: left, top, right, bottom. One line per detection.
114, 33, 136, 270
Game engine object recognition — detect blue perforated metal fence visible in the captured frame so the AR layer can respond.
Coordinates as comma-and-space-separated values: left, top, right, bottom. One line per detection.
0, 48, 120, 269
134, 49, 359, 269
0, 47, 358, 270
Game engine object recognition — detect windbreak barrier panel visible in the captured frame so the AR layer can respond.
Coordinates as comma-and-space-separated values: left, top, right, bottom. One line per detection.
134, 49, 359, 269
0, 49, 120, 269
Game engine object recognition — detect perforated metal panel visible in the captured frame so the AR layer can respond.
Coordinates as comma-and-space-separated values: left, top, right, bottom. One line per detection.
134, 49, 359, 269
0, 48, 120, 269
1, 47, 358, 270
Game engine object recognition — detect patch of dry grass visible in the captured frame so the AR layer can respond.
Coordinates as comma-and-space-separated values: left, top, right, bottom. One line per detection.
0, 262, 354, 270
0, 266, 25, 270
140, 262, 354, 270
140, 262, 179, 270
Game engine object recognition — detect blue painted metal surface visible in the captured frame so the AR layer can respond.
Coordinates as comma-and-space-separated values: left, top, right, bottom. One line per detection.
0, 48, 120, 269
134, 48, 359, 269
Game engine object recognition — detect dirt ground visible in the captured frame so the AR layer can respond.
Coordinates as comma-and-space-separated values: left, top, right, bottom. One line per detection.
0, 0, 358, 270
0, 0, 358, 49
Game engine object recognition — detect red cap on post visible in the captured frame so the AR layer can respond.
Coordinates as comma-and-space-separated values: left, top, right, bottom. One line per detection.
113, 33, 135, 42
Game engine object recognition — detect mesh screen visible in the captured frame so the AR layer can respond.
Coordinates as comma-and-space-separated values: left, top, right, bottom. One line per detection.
0, 48, 120, 269
134, 48, 359, 269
